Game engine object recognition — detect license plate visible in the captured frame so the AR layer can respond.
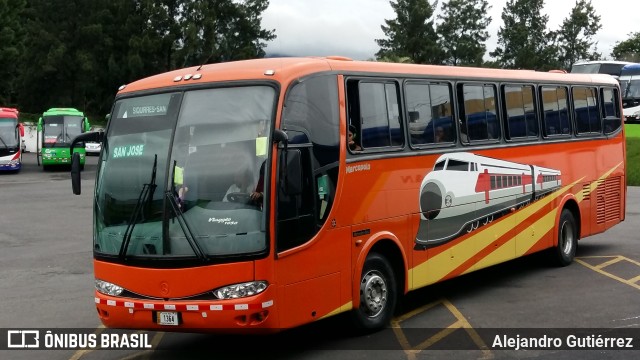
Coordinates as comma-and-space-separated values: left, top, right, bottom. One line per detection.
157, 311, 179, 326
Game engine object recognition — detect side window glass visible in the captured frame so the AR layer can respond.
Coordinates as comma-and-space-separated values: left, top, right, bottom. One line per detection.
406, 82, 454, 146
573, 86, 601, 134
541, 86, 571, 137
460, 84, 499, 142
602, 88, 621, 134
357, 81, 403, 149
504, 85, 538, 139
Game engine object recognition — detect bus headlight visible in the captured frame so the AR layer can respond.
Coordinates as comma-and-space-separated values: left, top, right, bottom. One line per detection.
95, 279, 124, 296
213, 281, 268, 299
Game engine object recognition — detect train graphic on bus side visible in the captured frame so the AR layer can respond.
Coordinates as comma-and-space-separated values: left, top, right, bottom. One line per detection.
415, 152, 561, 247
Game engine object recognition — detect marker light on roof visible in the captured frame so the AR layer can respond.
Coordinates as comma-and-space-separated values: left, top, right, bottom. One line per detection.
184, 74, 193, 80
118, 85, 126, 91
193, 74, 202, 80
264, 70, 276, 76
173, 76, 183, 82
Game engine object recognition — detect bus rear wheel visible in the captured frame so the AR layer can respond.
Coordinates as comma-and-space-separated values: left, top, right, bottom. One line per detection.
351, 253, 397, 332
552, 209, 577, 266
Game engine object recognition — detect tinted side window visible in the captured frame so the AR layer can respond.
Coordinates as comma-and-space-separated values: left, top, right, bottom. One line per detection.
405, 82, 455, 146
573, 86, 600, 134
504, 85, 538, 139
541, 86, 571, 136
602, 88, 622, 134
279, 75, 340, 252
358, 82, 403, 149
459, 84, 499, 142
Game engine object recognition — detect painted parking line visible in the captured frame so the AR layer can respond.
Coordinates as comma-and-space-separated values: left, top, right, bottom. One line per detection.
68, 325, 105, 360
576, 255, 640, 290
391, 298, 493, 360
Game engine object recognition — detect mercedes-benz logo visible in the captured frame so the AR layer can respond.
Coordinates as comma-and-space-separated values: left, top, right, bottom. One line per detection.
160, 282, 170, 296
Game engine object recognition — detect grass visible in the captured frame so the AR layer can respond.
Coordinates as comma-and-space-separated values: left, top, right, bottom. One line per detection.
626, 124, 640, 138
628, 137, 640, 186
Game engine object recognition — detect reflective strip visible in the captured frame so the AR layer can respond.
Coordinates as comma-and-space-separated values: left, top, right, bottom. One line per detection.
94, 299, 275, 311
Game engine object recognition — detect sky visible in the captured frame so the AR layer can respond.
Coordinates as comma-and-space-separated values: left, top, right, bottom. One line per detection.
261, 0, 639, 61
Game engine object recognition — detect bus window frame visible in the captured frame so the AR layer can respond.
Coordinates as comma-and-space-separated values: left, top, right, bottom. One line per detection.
501, 82, 542, 143
600, 86, 623, 136
539, 84, 573, 140
403, 79, 458, 150
570, 85, 603, 137
344, 77, 406, 155
457, 81, 502, 145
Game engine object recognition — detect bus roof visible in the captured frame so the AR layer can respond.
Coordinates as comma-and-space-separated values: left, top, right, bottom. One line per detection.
0, 107, 19, 118
42, 108, 84, 116
119, 57, 619, 95
573, 60, 633, 66
621, 63, 640, 76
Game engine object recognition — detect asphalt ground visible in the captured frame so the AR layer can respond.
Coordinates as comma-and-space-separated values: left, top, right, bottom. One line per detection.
1, 152, 638, 359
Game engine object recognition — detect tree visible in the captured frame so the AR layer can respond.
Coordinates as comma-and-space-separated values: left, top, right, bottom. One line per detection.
490, 0, 557, 70
0, 0, 26, 105
612, 32, 640, 62
179, 0, 275, 67
437, 0, 491, 66
557, 0, 601, 71
376, 0, 443, 64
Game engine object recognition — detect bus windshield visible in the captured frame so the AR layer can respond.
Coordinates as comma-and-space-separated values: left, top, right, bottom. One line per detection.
94, 85, 275, 261
0, 118, 19, 148
42, 115, 84, 147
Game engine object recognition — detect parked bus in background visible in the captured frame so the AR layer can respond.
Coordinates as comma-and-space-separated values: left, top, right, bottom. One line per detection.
70, 57, 626, 333
619, 63, 640, 122
37, 108, 90, 170
570, 60, 632, 79
0, 107, 24, 172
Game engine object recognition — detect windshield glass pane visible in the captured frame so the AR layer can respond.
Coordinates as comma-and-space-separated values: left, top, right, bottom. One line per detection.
0, 119, 18, 147
626, 80, 640, 99
94, 86, 275, 260
168, 86, 274, 256
571, 64, 600, 74
43, 115, 83, 147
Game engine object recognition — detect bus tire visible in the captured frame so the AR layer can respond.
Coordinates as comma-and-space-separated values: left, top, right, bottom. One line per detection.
351, 252, 397, 332
552, 209, 577, 266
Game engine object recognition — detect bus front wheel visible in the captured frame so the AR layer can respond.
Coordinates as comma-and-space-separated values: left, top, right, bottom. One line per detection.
552, 209, 577, 266
351, 253, 397, 332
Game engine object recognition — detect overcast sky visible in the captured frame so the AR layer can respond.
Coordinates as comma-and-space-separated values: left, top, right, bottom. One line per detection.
262, 0, 638, 61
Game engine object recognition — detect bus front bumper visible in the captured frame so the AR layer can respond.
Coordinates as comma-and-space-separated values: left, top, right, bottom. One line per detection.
94, 287, 279, 333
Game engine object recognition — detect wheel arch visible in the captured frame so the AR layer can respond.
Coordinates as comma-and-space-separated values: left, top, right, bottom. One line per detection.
555, 195, 581, 247
352, 233, 407, 310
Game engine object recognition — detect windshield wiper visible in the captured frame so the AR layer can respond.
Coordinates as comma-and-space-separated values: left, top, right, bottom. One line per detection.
167, 161, 207, 261
118, 154, 158, 258
0, 135, 8, 149
165, 190, 207, 261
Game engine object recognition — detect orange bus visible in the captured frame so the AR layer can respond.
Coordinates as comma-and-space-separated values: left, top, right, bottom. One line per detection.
71, 57, 626, 332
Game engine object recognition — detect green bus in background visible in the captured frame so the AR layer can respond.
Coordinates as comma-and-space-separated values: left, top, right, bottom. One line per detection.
37, 108, 90, 170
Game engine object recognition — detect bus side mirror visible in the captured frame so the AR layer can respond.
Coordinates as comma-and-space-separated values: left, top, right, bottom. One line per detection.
37, 117, 42, 132
71, 152, 82, 195
84, 117, 91, 132
18, 123, 24, 137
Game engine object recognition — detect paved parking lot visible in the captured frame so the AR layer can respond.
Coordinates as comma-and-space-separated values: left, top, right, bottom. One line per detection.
1, 153, 638, 359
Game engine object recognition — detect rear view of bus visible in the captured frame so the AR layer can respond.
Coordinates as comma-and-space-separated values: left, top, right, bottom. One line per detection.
37, 108, 90, 170
620, 63, 640, 122
0, 107, 24, 172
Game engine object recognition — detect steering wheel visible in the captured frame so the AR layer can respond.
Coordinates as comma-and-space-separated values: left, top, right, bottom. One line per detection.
226, 192, 251, 203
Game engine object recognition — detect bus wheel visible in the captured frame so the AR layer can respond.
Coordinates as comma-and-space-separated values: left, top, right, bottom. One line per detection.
351, 253, 397, 332
552, 209, 577, 266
